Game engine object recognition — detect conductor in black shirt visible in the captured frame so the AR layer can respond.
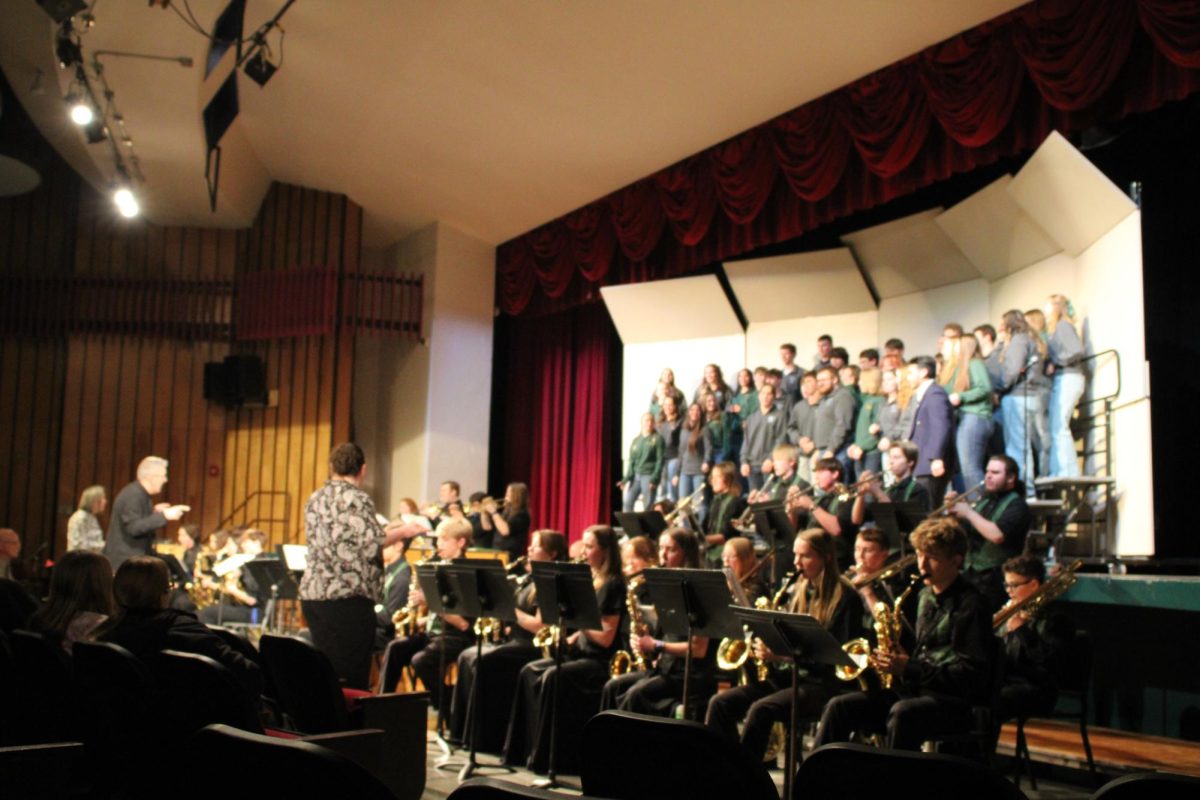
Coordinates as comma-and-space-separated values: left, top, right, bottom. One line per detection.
103, 456, 189, 571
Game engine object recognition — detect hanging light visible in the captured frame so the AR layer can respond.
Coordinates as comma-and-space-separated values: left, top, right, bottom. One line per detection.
113, 185, 139, 218
68, 96, 93, 125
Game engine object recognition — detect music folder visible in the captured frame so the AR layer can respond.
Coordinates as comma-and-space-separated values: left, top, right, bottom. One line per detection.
614, 511, 668, 539
443, 560, 516, 623
529, 561, 601, 631
731, 606, 856, 669
642, 568, 741, 641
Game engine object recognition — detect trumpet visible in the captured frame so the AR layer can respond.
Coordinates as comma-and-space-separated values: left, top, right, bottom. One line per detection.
994, 560, 1082, 629
834, 474, 884, 503
733, 473, 779, 529
927, 481, 986, 518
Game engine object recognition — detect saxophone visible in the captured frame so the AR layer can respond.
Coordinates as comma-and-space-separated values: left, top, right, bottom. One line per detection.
609, 573, 648, 676
836, 573, 920, 690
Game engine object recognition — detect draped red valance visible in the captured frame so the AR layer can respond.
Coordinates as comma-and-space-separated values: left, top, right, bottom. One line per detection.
496, 0, 1200, 316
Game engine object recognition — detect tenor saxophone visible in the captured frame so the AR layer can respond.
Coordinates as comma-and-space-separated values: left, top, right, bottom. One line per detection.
609, 573, 648, 676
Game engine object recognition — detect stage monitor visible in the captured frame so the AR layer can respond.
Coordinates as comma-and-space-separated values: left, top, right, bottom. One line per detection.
203, 71, 240, 151
205, 0, 246, 78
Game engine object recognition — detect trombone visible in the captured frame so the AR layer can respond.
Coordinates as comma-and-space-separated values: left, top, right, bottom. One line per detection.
927, 481, 986, 518
665, 484, 705, 525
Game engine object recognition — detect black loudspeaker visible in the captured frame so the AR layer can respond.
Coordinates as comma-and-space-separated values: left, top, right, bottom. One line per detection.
38, 0, 87, 24
203, 355, 267, 407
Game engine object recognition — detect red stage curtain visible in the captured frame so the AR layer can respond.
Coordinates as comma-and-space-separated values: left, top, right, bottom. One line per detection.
500, 304, 615, 540
496, 0, 1200, 316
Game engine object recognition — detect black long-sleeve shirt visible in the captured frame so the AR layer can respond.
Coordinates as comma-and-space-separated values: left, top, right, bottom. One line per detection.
103, 482, 167, 571
900, 576, 992, 702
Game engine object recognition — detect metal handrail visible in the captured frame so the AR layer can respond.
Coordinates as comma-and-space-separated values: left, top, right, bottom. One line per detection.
217, 490, 292, 538
1077, 348, 1121, 406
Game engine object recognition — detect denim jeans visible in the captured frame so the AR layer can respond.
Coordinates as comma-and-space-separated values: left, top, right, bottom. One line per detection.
660, 458, 682, 502
1049, 371, 1086, 477
623, 475, 655, 511
1030, 392, 1050, 480
956, 411, 994, 491
1000, 394, 1037, 494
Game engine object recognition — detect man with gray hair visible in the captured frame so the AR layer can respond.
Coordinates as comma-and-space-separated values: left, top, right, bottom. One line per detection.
103, 456, 189, 571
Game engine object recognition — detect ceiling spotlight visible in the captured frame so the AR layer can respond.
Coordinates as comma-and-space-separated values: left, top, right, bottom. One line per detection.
243, 49, 278, 87
68, 98, 93, 126
113, 186, 139, 218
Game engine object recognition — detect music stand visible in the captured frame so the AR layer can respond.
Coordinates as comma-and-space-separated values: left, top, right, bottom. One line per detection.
613, 511, 668, 538
529, 561, 601, 790
242, 556, 295, 633
442, 561, 517, 782
892, 501, 927, 553
750, 501, 793, 584
733, 607, 855, 800
867, 505, 905, 555
642, 568, 741, 720
157, 553, 190, 587
416, 561, 463, 767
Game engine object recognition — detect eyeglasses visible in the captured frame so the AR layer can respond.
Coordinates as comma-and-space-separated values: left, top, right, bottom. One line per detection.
1003, 579, 1032, 591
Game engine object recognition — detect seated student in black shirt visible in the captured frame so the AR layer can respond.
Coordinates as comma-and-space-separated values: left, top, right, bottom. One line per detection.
377, 519, 473, 702
705, 529, 864, 762
788, 457, 857, 570
949, 454, 1033, 613
850, 440, 932, 528
813, 517, 992, 751
600, 528, 713, 717
995, 554, 1074, 722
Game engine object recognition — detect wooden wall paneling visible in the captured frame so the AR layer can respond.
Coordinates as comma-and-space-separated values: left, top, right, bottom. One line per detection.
8, 344, 34, 545
272, 338, 294, 539
57, 337, 85, 549
0, 339, 20, 534
334, 198, 360, 446
300, 336, 321, 531
43, 341, 67, 554
75, 336, 105, 519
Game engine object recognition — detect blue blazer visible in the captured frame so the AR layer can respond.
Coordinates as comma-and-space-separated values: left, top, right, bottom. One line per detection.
909, 383, 954, 477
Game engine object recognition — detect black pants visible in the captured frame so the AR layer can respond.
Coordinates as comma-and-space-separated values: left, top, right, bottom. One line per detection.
706, 675, 833, 761
503, 656, 608, 774
600, 671, 683, 717
997, 681, 1056, 723
814, 688, 972, 751
301, 596, 376, 690
413, 633, 472, 710
450, 640, 540, 752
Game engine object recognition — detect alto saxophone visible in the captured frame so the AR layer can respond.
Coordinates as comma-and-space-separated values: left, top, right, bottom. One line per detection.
609, 573, 648, 676
836, 573, 920, 690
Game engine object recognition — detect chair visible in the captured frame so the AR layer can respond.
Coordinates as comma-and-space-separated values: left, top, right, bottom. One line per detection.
0, 742, 88, 799
797, 742, 1029, 800
72, 641, 162, 796
580, 710, 779, 800
257, 634, 428, 800
450, 777, 601, 799
1090, 771, 1200, 800
181, 723, 395, 800
155, 649, 266, 735
8, 630, 75, 745
1012, 629, 1097, 788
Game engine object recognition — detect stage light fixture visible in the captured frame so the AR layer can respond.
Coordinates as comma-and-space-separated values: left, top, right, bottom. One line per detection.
55, 25, 83, 69
83, 117, 107, 144
38, 0, 87, 25
243, 48, 278, 87
68, 97, 93, 126
113, 186, 139, 218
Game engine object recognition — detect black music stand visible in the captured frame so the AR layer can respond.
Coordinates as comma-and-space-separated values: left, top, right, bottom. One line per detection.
867, 505, 905, 555
242, 556, 295, 633
733, 606, 855, 800
750, 500, 793, 584
157, 553, 191, 587
529, 561, 600, 790
416, 560, 463, 768
614, 511, 668, 538
442, 561, 517, 782
642, 568, 741, 720
892, 501, 927, 552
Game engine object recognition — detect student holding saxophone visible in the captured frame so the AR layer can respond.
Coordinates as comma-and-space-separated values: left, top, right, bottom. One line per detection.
705, 529, 864, 763
813, 517, 992, 751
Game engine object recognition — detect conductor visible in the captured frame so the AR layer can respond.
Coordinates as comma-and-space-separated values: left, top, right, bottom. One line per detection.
103, 456, 189, 571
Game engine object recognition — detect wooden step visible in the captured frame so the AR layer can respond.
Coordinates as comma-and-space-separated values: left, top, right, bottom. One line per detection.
997, 720, 1200, 777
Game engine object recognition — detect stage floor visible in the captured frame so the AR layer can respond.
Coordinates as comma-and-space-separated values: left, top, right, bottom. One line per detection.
997, 719, 1200, 778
